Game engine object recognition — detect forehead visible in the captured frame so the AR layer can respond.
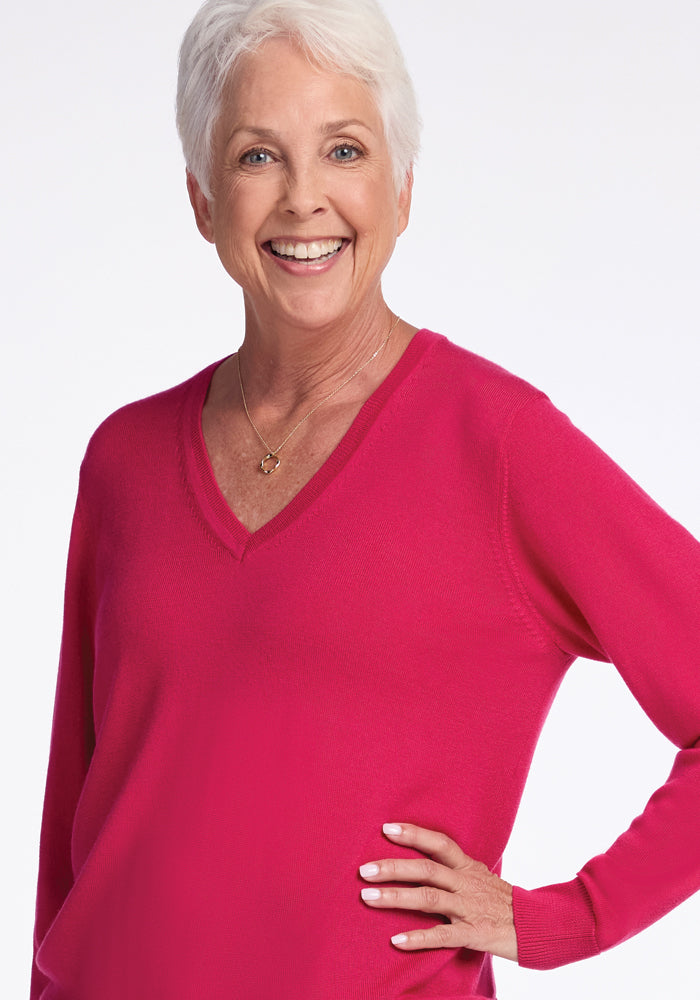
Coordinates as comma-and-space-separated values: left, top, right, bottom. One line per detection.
217, 36, 382, 137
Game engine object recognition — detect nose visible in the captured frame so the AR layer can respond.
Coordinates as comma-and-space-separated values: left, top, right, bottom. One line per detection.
279, 162, 327, 219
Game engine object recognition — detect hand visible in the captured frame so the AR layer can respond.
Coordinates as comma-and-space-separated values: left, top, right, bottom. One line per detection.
359, 822, 518, 962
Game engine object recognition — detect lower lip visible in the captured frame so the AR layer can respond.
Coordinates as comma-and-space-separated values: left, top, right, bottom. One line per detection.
262, 240, 349, 276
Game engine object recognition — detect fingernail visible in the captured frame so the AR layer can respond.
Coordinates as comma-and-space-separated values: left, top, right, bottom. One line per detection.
383, 823, 403, 836
361, 888, 382, 901
359, 863, 380, 878
392, 934, 409, 945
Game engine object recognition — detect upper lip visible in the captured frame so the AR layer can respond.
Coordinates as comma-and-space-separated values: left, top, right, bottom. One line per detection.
265, 236, 348, 244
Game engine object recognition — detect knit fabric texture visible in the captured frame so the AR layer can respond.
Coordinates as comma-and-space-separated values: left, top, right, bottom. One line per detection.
31, 331, 700, 999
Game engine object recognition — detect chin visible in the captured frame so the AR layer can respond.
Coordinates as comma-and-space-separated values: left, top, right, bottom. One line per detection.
269, 294, 355, 332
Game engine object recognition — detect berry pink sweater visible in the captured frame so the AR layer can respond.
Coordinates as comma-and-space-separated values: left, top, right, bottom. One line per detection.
32, 331, 700, 999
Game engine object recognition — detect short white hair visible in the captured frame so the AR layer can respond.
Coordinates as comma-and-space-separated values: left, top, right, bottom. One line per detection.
176, 0, 421, 198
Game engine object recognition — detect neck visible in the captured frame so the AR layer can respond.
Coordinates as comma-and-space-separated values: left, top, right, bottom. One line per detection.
237, 299, 404, 414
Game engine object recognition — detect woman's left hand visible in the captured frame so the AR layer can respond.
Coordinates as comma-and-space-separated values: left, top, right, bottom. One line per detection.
359, 822, 518, 962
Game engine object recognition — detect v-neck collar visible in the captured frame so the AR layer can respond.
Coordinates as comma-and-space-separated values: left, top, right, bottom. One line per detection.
181, 328, 436, 560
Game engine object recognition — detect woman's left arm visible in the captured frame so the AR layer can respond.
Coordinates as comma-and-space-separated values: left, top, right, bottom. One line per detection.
499, 395, 700, 969
361, 394, 700, 969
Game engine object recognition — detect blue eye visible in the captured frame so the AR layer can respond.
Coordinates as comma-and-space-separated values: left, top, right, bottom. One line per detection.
332, 144, 361, 162
242, 148, 273, 165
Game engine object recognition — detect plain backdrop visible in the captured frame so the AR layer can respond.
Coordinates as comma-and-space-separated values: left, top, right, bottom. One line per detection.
2, 0, 699, 996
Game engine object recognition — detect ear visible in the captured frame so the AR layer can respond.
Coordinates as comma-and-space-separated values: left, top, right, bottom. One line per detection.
397, 166, 414, 237
186, 170, 216, 243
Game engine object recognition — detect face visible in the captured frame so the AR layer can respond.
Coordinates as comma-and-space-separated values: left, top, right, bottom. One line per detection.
187, 37, 412, 331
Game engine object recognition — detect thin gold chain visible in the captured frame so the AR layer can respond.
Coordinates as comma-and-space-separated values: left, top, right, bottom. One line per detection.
237, 314, 400, 473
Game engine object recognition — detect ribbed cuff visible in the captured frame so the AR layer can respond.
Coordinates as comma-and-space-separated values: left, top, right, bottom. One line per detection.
512, 876, 601, 970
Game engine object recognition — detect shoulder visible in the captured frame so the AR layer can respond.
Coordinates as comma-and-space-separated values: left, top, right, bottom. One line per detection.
416, 330, 548, 435
79, 360, 222, 484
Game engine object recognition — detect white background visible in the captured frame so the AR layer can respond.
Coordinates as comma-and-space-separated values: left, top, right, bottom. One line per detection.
2, 0, 699, 996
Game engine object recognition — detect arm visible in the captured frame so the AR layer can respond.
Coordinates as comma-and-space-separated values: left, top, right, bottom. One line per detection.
359, 395, 700, 969
31, 494, 96, 999
501, 395, 700, 968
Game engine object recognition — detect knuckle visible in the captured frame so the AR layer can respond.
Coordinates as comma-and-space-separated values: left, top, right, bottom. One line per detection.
463, 853, 485, 874
435, 831, 453, 855
420, 858, 439, 881
471, 916, 490, 936
421, 885, 442, 910
435, 923, 453, 947
455, 875, 470, 898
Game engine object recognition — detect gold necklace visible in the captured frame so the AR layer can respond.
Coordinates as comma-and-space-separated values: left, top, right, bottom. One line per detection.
237, 314, 400, 474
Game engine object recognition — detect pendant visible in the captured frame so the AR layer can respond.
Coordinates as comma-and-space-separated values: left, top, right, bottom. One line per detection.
260, 453, 281, 475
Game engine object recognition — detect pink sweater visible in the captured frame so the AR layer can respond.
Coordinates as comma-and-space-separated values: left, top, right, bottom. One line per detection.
32, 330, 700, 999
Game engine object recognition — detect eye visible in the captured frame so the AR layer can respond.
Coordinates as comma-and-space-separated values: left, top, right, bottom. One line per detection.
240, 147, 274, 166
331, 143, 362, 163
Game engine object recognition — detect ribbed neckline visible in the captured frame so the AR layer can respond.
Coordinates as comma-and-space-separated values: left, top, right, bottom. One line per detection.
181, 328, 438, 559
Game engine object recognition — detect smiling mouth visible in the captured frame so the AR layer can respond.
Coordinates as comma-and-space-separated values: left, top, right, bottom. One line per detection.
268, 238, 344, 262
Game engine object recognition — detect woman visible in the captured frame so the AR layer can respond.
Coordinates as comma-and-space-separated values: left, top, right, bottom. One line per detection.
31, 0, 700, 997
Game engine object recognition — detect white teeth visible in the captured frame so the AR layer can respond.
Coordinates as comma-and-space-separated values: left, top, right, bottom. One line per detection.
270, 238, 343, 260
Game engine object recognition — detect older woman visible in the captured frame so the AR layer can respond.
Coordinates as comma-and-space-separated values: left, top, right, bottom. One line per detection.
31, 0, 699, 998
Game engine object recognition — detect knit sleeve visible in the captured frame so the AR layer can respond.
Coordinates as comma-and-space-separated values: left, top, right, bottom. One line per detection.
31, 491, 96, 1000
499, 395, 700, 970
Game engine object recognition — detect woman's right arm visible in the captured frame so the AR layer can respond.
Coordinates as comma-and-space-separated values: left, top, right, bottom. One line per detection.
31, 493, 96, 1000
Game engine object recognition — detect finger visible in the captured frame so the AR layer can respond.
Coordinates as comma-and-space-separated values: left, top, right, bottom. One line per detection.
359, 857, 460, 893
360, 883, 462, 919
391, 919, 519, 962
382, 823, 467, 870
390, 923, 467, 951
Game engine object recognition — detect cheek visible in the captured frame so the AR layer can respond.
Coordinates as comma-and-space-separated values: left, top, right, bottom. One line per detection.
355, 191, 401, 249
212, 176, 269, 235
355, 175, 402, 237
210, 189, 266, 268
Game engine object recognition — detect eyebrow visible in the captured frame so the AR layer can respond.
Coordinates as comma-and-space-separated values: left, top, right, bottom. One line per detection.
321, 119, 371, 135
227, 119, 371, 144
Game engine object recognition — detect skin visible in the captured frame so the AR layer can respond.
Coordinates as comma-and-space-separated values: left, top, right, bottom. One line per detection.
186, 35, 518, 962
187, 36, 418, 531
187, 36, 412, 349
360, 823, 517, 962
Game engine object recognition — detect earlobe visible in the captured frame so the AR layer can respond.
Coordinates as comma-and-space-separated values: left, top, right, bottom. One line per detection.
397, 166, 414, 236
186, 170, 216, 243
